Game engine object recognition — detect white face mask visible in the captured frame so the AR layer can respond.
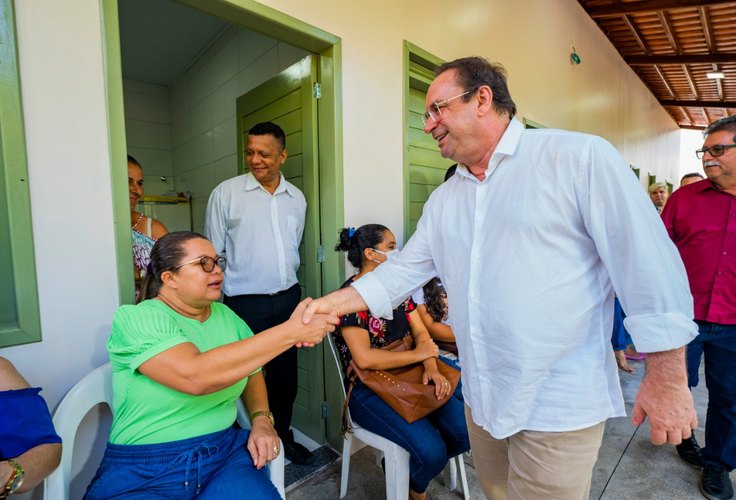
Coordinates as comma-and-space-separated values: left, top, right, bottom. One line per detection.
372, 248, 400, 264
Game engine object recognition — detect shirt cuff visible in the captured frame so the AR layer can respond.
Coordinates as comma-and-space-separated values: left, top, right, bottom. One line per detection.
350, 273, 395, 320
624, 312, 698, 353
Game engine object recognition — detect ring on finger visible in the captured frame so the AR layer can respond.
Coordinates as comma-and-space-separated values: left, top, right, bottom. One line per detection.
273, 446, 280, 454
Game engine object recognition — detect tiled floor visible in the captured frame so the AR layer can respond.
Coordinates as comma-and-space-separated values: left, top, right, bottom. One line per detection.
288, 358, 732, 499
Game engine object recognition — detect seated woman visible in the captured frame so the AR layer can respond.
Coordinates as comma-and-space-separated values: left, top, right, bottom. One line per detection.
0, 357, 62, 497
84, 231, 337, 500
333, 225, 470, 500
413, 277, 460, 371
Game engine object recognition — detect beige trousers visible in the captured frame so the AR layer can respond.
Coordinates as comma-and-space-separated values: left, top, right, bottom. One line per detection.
465, 405, 605, 500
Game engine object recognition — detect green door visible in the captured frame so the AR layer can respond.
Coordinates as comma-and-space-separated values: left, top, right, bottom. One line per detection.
236, 55, 324, 442
404, 48, 453, 239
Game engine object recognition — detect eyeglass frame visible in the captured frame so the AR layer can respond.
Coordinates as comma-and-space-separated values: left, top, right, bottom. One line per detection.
422, 89, 477, 126
695, 143, 736, 159
170, 255, 227, 273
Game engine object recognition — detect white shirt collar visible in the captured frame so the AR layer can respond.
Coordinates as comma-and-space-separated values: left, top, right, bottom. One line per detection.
244, 171, 295, 196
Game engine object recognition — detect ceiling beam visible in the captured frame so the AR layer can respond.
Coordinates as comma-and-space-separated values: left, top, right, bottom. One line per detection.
654, 65, 677, 99
584, 0, 735, 18
658, 11, 681, 54
682, 65, 699, 98
698, 6, 714, 52
623, 15, 649, 52
625, 54, 736, 64
661, 99, 736, 108
680, 124, 706, 130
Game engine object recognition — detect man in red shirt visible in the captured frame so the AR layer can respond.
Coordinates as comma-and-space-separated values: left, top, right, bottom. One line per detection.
662, 115, 736, 500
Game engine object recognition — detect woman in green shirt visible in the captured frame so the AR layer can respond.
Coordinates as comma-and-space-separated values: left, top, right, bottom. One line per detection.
84, 231, 337, 499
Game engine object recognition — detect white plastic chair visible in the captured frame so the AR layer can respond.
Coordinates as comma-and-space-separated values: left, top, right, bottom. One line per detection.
44, 362, 285, 500
327, 336, 469, 499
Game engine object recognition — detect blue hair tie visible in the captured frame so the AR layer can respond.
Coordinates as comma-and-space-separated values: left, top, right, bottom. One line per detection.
348, 227, 356, 237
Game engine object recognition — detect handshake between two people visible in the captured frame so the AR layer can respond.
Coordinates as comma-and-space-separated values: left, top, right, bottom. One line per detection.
288, 298, 341, 348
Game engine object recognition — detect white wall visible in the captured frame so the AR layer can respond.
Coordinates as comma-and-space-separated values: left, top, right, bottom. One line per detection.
679, 129, 706, 184
123, 79, 174, 196
123, 79, 174, 195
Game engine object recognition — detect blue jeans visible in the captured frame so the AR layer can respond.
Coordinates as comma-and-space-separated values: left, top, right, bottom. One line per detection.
688, 321, 736, 471
349, 381, 470, 493
84, 427, 281, 499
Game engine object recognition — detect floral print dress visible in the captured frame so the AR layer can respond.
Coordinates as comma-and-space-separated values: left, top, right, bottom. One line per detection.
332, 276, 416, 385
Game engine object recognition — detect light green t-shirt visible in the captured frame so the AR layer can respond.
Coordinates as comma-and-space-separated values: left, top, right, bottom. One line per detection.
107, 300, 257, 445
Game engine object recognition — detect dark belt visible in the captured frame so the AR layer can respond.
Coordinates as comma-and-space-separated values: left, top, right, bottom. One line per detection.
243, 283, 299, 298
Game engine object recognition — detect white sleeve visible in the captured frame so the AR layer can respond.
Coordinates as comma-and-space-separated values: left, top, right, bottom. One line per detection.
577, 137, 697, 352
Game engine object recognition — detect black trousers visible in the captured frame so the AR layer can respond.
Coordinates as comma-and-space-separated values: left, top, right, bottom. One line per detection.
224, 284, 301, 444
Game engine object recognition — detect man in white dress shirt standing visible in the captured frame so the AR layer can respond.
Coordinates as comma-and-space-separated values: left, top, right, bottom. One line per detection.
303, 57, 698, 498
205, 122, 314, 464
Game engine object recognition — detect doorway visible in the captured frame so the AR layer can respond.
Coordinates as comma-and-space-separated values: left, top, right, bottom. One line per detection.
102, 0, 345, 449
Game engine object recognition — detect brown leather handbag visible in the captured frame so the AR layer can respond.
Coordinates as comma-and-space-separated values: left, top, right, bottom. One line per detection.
343, 335, 460, 429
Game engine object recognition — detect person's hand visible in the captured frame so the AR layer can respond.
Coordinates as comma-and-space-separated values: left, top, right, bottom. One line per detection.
632, 350, 697, 445
288, 298, 339, 347
302, 295, 341, 325
246, 417, 281, 469
414, 339, 439, 362
0, 461, 14, 488
422, 369, 452, 399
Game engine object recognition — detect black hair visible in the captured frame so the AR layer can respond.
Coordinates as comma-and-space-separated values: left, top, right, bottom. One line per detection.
137, 231, 207, 303
335, 224, 389, 269
423, 277, 448, 323
436, 56, 517, 119
680, 172, 704, 182
127, 154, 142, 168
249, 122, 286, 151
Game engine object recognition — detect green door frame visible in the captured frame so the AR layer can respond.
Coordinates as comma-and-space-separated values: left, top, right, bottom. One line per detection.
100, 0, 345, 449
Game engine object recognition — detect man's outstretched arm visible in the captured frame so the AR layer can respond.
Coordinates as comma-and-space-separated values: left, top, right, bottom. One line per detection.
302, 286, 367, 324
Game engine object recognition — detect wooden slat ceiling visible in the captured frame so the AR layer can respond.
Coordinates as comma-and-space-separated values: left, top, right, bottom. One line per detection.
578, 0, 736, 129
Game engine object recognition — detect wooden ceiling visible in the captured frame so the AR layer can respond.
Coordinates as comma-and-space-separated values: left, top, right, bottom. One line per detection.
578, 0, 736, 129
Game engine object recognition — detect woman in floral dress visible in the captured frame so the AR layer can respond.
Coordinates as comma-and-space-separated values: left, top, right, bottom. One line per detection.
333, 224, 469, 500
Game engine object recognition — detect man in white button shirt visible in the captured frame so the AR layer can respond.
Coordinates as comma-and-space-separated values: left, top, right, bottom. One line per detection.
205, 122, 313, 464
304, 57, 698, 498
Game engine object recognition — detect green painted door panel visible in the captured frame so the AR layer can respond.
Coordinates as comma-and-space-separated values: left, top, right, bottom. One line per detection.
236, 55, 324, 442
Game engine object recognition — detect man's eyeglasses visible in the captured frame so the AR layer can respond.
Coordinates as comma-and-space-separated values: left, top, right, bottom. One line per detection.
172, 255, 227, 273
695, 144, 736, 159
422, 90, 474, 126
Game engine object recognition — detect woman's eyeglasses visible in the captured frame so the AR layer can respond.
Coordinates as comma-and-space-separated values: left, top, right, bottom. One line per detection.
172, 255, 226, 273
695, 143, 736, 159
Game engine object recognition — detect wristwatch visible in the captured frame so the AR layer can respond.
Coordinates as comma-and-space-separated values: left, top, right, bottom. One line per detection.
249, 410, 275, 427
0, 460, 24, 499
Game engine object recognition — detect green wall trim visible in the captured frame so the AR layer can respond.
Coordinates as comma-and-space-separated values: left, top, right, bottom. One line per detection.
403, 41, 445, 241
101, 0, 135, 305
178, 0, 338, 53
0, 0, 42, 347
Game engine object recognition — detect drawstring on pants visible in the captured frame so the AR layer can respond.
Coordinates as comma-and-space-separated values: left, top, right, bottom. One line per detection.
170, 443, 219, 494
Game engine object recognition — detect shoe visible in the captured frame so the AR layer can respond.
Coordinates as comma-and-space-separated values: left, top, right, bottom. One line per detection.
700, 464, 734, 500
283, 440, 315, 465
677, 435, 704, 468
